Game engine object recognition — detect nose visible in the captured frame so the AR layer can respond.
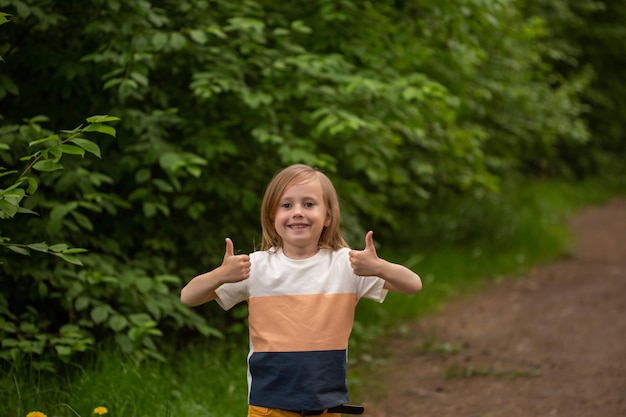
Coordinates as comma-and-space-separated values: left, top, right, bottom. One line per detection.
291, 204, 304, 217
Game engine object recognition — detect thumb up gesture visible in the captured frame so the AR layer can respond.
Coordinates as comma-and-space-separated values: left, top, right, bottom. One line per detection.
220, 238, 251, 283
349, 231, 382, 277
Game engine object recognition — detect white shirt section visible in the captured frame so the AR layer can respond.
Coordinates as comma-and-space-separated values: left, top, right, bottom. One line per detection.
215, 247, 387, 310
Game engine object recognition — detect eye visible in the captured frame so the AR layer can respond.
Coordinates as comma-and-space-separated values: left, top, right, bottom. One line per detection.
280, 202, 292, 209
304, 201, 316, 208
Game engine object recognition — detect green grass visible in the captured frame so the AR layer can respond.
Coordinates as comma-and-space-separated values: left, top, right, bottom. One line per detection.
2, 341, 249, 417
356, 177, 624, 323
2, 176, 624, 417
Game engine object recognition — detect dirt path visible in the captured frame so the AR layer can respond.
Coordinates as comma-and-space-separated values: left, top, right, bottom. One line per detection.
362, 198, 626, 417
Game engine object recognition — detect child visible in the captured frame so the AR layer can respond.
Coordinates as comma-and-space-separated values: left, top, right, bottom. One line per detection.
181, 164, 422, 416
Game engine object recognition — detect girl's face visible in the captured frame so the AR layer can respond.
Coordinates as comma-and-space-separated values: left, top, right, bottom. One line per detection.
273, 178, 331, 259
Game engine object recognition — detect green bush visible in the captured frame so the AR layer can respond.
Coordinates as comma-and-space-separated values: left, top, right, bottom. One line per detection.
0, 116, 217, 371
0, 0, 623, 370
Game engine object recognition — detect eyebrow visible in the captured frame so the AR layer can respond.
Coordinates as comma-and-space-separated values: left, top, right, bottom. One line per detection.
280, 195, 320, 202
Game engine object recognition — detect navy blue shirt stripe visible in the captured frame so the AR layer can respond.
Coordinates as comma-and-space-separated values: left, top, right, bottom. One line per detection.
248, 350, 349, 410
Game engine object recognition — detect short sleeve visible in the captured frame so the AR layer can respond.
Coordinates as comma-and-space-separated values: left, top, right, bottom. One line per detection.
214, 279, 249, 310
355, 274, 388, 303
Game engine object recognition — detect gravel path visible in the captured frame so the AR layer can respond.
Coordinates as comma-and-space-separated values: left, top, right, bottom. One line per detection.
362, 198, 626, 417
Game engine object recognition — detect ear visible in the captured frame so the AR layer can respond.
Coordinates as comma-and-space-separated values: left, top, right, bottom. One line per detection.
324, 209, 332, 227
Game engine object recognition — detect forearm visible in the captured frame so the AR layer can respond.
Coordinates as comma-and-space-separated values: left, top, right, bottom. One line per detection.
180, 268, 225, 307
378, 260, 422, 294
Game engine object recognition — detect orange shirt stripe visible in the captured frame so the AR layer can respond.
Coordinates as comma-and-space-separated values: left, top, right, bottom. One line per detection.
248, 293, 357, 352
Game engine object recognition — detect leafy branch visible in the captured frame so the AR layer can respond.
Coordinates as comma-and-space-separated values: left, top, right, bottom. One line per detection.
0, 115, 119, 265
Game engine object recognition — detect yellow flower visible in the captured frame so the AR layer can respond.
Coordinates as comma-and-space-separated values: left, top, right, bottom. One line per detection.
93, 407, 108, 415
26, 412, 47, 417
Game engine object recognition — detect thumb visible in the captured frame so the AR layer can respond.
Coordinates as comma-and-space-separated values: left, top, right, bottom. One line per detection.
364, 230, 375, 251
224, 237, 235, 258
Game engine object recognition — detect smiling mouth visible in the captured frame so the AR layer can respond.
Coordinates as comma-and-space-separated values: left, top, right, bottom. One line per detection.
288, 224, 308, 229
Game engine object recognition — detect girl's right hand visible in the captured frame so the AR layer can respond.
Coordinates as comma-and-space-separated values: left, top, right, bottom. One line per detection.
220, 238, 251, 283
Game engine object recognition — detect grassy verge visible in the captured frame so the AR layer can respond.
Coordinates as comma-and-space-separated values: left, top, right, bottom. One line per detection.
2, 176, 623, 417
2, 340, 249, 417
357, 176, 624, 323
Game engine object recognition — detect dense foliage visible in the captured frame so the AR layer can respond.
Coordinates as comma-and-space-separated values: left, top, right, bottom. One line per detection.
0, 0, 623, 369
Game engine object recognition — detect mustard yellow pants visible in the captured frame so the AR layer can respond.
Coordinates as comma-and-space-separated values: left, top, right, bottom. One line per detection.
248, 405, 340, 417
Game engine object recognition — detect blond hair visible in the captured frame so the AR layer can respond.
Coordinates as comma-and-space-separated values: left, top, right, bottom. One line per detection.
260, 164, 348, 251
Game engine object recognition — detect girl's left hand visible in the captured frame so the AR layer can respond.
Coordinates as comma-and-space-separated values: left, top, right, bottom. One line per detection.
349, 230, 382, 276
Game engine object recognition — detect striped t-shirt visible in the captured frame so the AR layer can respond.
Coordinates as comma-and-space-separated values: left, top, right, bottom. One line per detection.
215, 247, 387, 411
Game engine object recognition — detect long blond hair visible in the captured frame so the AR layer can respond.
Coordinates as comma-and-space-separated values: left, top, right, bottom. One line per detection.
260, 164, 348, 251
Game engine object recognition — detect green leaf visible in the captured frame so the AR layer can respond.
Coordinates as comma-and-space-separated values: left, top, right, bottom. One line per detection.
69, 138, 101, 158
24, 176, 38, 194
29, 134, 60, 147
50, 203, 77, 222
28, 115, 49, 124
0, 169, 18, 178
291, 20, 312, 34
78, 201, 102, 213
85, 115, 120, 123
107, 315, 127, 332
159, 152, 185, 172
75, 296, 90, 311
53, 253, 83, 266
135, 277, 153, 293
206, 26, 227, 39
48, 243, 70, 252
152, 32, 168, 50
46, 146, 64, 163
62, 248, 88, 254
26, 243, 49, 252
0, 12, 11, 25
91, 305, 110, 324
188, 29, 207, 44
128, 327, 142, 343
19, 152, 40, 162
152, 178, 174, 192
32, 159, 63, 172
143, 202, 157, 218
129, 313, 153, 326
130, 71, 149, 87
197, 324, 224, 338
186, 166, 202, 178
135, 168, 151, 183
16, 207, 38, 215
58, 144, 85, 156
0, 198, 19, 219
71, 210, 94, 231
0, 320, 16, 333
7, 246, 30, 256
84, 123, 116, 137
60, 324, 81, 336
2, 338, 19, 347
0, 181, 25, 194
102, 78, 122, 91
55, 345, 72, 357
115, 334, 133, 353
169, 32, 187, 50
